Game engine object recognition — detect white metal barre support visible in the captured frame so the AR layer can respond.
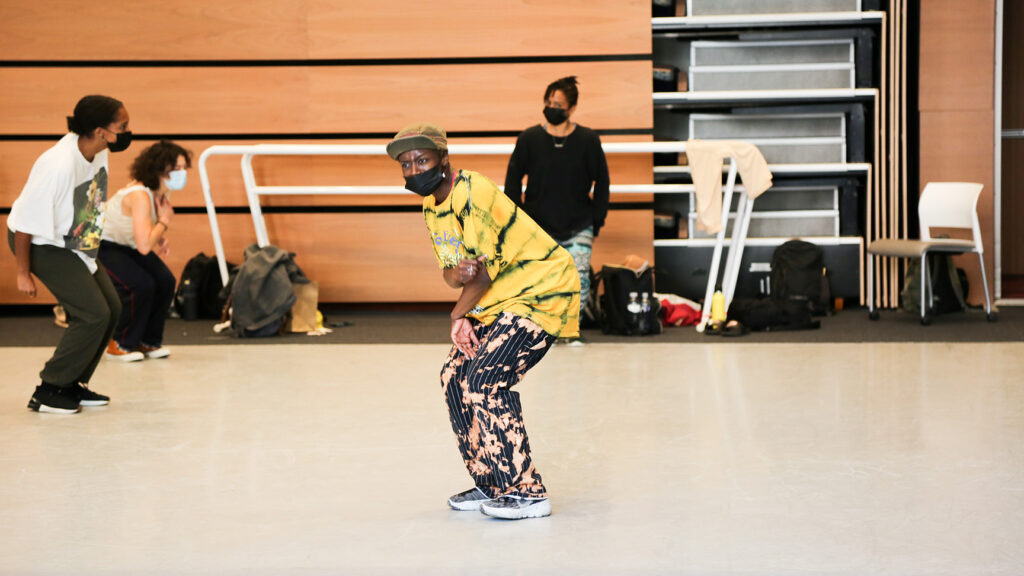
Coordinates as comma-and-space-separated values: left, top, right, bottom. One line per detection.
696, 159, 748, 332
197, 142, 749, 305
199, 142, 700, 286
721, 178, 757, 308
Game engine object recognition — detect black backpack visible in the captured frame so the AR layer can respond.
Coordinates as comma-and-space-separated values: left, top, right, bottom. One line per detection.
597, 264, 662, 336
771, 239, 831, 316
174, 253, 235, 320
900, 253, 969, 315
579, 266, 601, 329
728, 296, 820, 332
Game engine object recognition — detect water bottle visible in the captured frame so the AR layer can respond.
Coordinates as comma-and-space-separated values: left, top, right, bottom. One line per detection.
638, 292, 651, 335
626, 291, 641, 332
182, 278, 199, 321
711, 289, 726, 325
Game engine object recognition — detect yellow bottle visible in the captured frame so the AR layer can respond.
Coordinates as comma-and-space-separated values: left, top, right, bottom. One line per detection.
710, 290, 726, 325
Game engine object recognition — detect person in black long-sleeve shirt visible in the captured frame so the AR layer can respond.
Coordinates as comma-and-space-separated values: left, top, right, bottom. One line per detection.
504, 76, 609, 340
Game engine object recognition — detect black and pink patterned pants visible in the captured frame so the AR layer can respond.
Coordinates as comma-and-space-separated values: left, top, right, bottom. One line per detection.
440, 312, 555, 499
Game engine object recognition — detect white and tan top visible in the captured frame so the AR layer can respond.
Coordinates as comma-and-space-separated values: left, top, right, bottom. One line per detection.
101, 184, 157, 250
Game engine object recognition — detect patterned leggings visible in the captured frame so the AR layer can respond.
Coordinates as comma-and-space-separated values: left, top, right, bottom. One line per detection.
440, 313, 555, 499
558, 226, 593, 316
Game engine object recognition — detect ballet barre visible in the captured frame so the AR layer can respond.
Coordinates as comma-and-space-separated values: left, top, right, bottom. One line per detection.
197, 142, 752, 328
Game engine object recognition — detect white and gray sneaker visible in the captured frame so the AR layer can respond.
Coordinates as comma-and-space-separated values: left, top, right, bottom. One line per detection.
479, 495, 551, 519
447, 487, 492, 511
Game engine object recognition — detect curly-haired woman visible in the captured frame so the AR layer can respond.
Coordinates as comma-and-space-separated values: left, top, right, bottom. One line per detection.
98, 140, 190, 361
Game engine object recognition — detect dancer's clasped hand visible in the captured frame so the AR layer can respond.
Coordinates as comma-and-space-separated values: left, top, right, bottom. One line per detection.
450, 317, 480, 359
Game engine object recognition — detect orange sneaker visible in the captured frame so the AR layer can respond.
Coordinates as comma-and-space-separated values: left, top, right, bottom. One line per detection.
104, 340, 144, 362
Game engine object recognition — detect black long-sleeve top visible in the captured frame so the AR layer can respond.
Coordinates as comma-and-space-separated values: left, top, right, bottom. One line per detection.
503, 124, 610, 241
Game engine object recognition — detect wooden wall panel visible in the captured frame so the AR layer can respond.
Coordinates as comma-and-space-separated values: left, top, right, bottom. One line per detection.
0, 215, 56, 304
918, 109, 995, 306
253, 210, 653, 302
0, 1, 655, 306
1, 137, 653, 209
918, 0, 996, 306
0, 62, 652, 136
0, 0, 650, 61
0, 213, 259, 305
588, 210, 654, 271
2, 208, 654, 304
918, 0, 996, 112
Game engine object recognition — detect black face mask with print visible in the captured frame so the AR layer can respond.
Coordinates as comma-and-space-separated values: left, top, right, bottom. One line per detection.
405, 165, 446, 197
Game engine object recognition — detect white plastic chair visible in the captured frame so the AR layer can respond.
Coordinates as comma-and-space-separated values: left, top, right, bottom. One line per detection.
867, 182, 996, 325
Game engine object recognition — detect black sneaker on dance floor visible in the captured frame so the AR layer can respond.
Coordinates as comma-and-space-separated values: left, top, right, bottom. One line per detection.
447, 487, 492, 511
479, 495, 551, 519
74, 383, 110, 407
27, 384, 81, 414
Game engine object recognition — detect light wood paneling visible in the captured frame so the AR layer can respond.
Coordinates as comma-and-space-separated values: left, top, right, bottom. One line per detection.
588, 210, 654, 271
0, 62, 652, 136
3, 209, 654, 304
919, 110, 995, 306
0, 215, 56, 303
1, 136, 653, 209
0, 0, 650, 61
0, 213, 259, 305
0, 0, 655, 306
918, 0, 995, 112
918, 0, 996, 305
263, 210, 654, 302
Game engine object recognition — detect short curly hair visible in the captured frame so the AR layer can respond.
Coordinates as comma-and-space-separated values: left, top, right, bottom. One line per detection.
130, 140, 192, 191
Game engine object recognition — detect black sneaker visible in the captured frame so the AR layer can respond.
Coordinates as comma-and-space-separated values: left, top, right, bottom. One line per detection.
74, 383, 110, 407
479, 495, 551, 519
447, 487, 492, 511
27, 383, 81, 414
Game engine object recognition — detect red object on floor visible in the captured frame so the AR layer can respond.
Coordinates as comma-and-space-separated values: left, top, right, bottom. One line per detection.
660, 299, 701, 326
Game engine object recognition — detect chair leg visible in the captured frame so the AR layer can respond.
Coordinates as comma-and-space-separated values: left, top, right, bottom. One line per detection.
919, 256, 928, 324
867, 253, 878, 319
977, 252, 997, 321
925, 257, 935, 310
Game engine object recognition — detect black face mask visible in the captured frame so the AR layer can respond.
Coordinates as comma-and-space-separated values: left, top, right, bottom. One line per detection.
106, 130, 133, 153
543, 106, 568, 126
405, 164, 446, 197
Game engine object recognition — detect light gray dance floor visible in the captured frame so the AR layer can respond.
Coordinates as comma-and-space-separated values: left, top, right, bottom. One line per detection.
1, 342, 1022, 575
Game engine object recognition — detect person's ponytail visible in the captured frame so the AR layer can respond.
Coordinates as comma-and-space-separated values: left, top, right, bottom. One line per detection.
67, 95, 123, 136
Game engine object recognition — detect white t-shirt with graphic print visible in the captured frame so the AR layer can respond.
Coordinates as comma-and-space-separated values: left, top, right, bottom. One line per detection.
7, 133, 109, 273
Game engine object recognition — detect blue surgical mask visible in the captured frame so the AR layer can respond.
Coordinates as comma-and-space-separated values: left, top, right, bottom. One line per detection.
164, 169, 187, 191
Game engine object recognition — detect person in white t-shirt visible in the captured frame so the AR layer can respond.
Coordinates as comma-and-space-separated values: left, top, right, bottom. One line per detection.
98, 140, 189, 361
7, 95, 132, 414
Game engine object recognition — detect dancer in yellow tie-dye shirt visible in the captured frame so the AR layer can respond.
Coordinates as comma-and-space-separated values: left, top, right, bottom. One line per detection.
387, 123, 580, 520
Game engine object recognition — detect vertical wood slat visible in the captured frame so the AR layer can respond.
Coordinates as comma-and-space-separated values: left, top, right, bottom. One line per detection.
890, 0, 901, 307
873, 10, 889, 309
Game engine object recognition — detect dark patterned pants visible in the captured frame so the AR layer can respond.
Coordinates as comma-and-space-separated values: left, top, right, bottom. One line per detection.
440, 312, 555, 499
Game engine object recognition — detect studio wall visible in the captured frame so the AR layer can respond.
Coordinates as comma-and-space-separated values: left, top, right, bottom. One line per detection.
0, 0, 654, 304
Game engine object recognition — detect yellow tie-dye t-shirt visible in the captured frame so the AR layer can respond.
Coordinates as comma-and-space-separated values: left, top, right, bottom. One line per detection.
423, 170, 580, 338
